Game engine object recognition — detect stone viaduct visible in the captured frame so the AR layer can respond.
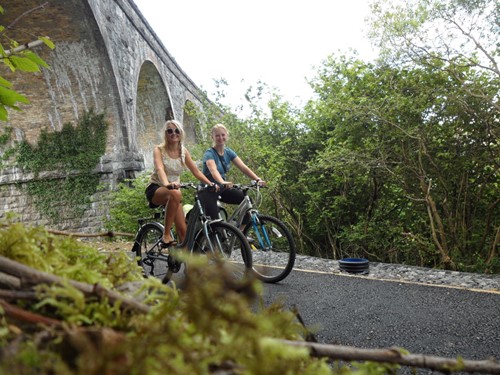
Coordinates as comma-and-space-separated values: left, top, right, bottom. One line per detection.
0, 0, 210, 231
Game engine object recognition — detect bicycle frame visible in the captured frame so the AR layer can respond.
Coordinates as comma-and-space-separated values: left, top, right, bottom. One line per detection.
134, 185, 223, 266
224, 184, 273, 251
180, 187, 223, 255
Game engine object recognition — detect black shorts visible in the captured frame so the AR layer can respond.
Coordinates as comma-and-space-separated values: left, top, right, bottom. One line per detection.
145, 183, 161, 208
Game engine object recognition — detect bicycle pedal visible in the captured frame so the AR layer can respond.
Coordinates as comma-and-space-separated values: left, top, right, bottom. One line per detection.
167, 256, 182, 273
143, 258, 154, 267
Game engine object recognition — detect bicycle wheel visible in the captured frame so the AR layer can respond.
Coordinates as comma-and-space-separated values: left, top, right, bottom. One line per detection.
194, 221, 253, 282
134, 222, 173, 281
243, 214, 296, 283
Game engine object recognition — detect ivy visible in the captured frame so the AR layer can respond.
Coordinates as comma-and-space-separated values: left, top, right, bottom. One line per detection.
15, 109, 108, 222
0, 126, 14, 169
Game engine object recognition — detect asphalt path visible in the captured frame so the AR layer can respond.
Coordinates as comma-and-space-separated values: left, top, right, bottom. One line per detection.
260, 268, 500, 369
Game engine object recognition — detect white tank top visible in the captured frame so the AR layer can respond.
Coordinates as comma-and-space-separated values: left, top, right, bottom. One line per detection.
149, 145, 186, 185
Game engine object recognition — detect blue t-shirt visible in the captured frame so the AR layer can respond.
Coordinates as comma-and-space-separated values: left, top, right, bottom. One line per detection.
202, 147, 237, 182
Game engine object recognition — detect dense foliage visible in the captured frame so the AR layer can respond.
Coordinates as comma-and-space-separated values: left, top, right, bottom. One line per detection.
176, 0, 498, 272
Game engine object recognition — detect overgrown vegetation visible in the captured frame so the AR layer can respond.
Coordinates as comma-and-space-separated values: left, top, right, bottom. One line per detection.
167, 0, 498, 273
0, 218, 333, 374
14, 109, 108, 221
0, 0, 498, 372
105, 173, 154, 235
4, 218, 490, 374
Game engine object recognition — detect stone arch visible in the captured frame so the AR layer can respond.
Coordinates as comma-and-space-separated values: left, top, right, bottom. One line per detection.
3, 0, 125, 153
135, 60, 172, 170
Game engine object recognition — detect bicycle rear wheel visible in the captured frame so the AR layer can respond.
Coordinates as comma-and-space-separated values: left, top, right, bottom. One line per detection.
194, 221, 253, 282
134, 222, 173, 281
244, 214, 296, 283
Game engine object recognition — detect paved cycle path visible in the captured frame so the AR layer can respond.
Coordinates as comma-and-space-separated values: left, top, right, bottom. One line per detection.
260, 269, 500, 368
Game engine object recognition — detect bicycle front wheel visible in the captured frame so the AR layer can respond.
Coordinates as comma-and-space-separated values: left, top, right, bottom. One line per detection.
194, 221, 253, 282
134, 222, 173, 281
244, 214, 296, 283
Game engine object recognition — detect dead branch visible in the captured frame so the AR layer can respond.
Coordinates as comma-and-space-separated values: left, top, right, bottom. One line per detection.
0, 271, 21, 289
0, 298, 60, 327
47, 229, 135, 238
0, 289, 36, 301
3, 39, 45, 56
0, 256, 150, 314
0, 2, 49, 37
280, 340, 500, 374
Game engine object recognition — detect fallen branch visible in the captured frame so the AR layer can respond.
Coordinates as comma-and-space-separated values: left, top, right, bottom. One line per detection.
47, 229, 135, 238
0, 256, 149, 314
280, 340, 500, 374
0, 298, 60, 327
0, 289, 37, 301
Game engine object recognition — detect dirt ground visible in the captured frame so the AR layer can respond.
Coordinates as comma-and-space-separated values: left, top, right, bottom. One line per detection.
79, 238, 134, 253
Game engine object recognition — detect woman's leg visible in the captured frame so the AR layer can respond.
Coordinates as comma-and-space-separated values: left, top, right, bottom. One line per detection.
173, 204, 187, 242
220, 188, 245, 205
220, 188, 247, 229
152, 187, 182, 243
198, 190, 219, 220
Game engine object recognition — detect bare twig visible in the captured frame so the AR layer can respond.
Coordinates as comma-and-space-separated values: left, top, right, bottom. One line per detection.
0, 256, 150, 314
0, 298, 60, 327
47, 229, 135, 238
0, 289, 37, 301
0, 2, 49, 38
280, 340, 500, 374
3, 39, 45, 56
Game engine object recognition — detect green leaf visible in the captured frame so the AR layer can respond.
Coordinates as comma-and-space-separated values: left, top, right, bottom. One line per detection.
3, 57, 15, 72
0, 105, 8, 121
39, 36, 55, 50
0, 76, 12, 88
8, 55, 41, 72
0, 86, 30, 106
24, 51, 49, 68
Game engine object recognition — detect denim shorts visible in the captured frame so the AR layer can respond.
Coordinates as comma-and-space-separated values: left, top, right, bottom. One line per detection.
145, 183, 161, 208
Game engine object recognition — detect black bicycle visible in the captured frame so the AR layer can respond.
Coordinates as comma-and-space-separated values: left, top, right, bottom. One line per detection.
132, 183, 253, 284
219, 181, 296, 283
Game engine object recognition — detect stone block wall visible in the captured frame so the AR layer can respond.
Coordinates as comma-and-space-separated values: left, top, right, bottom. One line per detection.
0, 0, 206, 233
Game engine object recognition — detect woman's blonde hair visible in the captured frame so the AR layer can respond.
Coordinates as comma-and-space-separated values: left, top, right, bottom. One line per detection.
159, 120, 185, 158
211, 123, 229, 146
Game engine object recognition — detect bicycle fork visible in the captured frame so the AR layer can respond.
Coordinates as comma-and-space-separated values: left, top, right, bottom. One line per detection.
202, 220, 224, 255
251, 213, 272, 251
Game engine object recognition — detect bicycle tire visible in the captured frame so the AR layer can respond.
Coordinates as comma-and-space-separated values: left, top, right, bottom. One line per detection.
243, 214, 296, 283
193, 221, 253, 282
134, 222, 174, 281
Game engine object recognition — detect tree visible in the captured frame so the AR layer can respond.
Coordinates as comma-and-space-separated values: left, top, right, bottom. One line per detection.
368, 0, 499, 76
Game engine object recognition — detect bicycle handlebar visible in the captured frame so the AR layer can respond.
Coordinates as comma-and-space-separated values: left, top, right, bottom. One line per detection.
177, 183, 218, 193
231, 180, 267, 191
173, 181, 263, 193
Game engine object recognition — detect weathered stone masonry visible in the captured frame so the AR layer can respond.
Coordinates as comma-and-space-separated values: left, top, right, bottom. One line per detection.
0, 0, 206, 232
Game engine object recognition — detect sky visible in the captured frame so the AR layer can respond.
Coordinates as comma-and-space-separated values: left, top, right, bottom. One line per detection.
133, 0, 378, 108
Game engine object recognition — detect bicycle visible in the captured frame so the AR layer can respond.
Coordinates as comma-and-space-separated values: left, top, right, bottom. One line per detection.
132, 183, 253, 284
219, 181, 296, 283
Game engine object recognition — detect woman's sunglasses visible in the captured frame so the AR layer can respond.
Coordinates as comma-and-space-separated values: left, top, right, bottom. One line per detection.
166, 128, 180, 134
